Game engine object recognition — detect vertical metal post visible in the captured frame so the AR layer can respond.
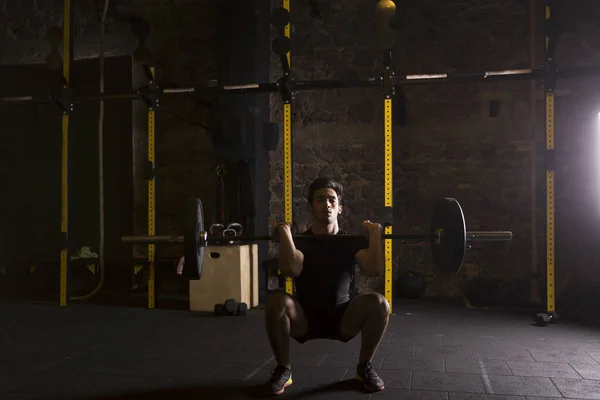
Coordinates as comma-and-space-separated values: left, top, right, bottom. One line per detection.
529, 0, 540, 306
147, 67, 156, 309
382, 51, 394, 315
544, 3, 556, 313
384, 98, 393, 314
282, 0, 294, 296
59, 0, 73, 306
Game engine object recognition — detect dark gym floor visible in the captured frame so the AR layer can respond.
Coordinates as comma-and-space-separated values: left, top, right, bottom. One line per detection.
2, 299, 600, 400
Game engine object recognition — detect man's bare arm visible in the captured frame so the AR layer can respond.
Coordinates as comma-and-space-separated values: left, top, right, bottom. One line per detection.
278, 225, 304, 278
355, 222, 385, 277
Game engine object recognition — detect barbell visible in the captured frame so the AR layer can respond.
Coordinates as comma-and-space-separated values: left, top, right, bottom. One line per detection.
121, 197, 512, 280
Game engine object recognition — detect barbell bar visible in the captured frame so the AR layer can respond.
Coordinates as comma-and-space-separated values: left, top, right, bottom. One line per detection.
121, 231, 512, 244
120, 197, 513, 280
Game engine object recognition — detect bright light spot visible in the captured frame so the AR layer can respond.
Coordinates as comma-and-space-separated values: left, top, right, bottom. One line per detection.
598, 112, 600, 198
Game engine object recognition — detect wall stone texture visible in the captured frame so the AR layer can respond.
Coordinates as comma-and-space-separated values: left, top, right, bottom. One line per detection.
268, 0, 600, 305
2, 0, 600, 307
0, 0, 220, 260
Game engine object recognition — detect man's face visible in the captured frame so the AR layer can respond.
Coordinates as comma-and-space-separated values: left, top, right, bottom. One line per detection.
310, 188, 342, 224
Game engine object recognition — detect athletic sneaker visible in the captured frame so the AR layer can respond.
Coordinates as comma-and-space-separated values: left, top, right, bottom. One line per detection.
263, 365, 293, 396
356, 361, 385, 391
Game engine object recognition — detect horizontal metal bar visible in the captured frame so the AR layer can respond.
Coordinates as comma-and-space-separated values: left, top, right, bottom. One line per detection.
294, 79, 380, 90
83, 93, 139, 101
221, 82, 279, 93
121, 235, 184, 244
1, 95, 36, 102
163, 87, 196, 94
466, 231, 513, 241
207, 234, 425, 242
4, 65, 600, 106
121, 230, 513, 246
0, 95, 53, 104
208, 235, 272, 242
395, 69, 541, 84
208, 233, 435, 242
384, 231, 512, 242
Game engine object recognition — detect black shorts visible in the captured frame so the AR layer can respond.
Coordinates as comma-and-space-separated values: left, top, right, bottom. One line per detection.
293, 301, 351, 344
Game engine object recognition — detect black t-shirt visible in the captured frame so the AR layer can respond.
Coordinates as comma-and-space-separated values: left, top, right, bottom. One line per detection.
293, 229, 369, 313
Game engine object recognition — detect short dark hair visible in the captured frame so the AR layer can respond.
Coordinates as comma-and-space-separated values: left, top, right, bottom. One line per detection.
307, 177, 344, 204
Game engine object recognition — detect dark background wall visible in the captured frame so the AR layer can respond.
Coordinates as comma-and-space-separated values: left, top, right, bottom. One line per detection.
268, 0, 600, 307
1, 0, 600, 309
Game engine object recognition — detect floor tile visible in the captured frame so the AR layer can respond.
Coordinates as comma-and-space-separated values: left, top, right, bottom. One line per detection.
446, 358, 512, 376
552, 378, 600, 400
528, 349, 598, 364
506, 361, 580, 378
483, 375, 562, 398
412, 371, 485, 393
381, 355, 445, 372
570, 362, 600, 379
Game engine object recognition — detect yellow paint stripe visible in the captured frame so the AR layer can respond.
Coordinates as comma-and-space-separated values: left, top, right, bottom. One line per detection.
384, 98, 393, 314
283, 0, 294, 296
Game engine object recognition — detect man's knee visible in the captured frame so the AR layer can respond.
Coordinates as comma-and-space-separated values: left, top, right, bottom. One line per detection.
266, 291, 294, 317
363, 292, 390, 317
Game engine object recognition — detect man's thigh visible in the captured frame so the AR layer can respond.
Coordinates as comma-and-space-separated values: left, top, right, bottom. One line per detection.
269, 291, 309, 339
339, 292, 389, 340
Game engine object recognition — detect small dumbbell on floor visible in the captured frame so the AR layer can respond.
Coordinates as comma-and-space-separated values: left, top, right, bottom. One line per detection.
224, 299, 238, 315
214, 299, 248, 316
237, 302, 248, 316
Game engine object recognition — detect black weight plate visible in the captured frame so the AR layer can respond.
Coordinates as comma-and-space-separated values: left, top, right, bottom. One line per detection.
430, 198, 466, 274
270, 6, 290, 29
272, 36, 291, 56
184, 198, 204, 280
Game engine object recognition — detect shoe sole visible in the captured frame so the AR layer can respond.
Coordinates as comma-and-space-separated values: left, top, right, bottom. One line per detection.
264, 379, 293, 396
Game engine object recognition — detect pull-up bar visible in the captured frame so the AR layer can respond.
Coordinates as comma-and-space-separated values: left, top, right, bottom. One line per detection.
1, 1, 597, 112
3, 65, 599, 110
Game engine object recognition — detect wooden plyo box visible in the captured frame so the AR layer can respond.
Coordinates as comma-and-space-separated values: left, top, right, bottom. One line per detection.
189, 244, 259, 312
